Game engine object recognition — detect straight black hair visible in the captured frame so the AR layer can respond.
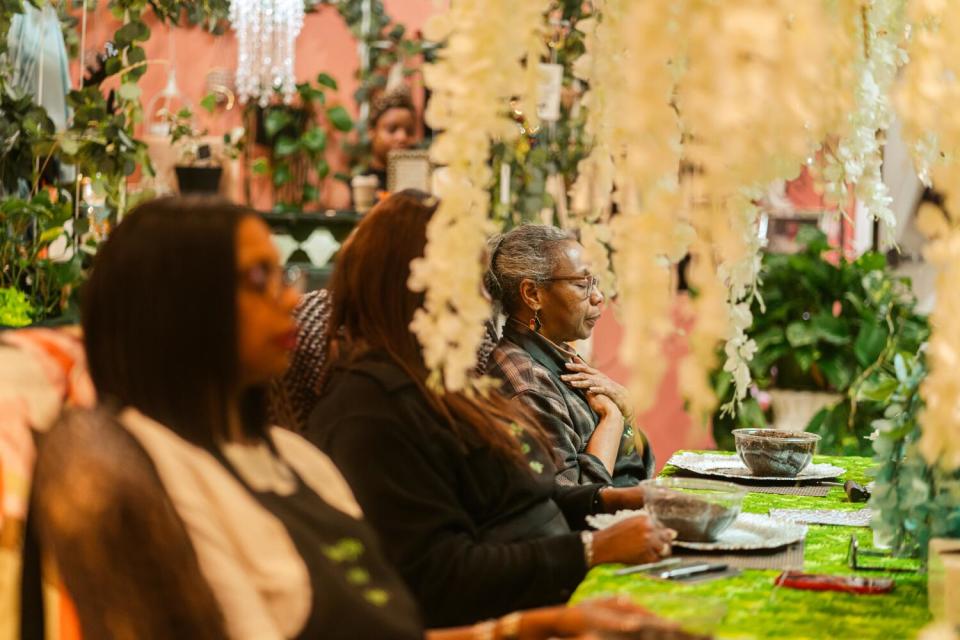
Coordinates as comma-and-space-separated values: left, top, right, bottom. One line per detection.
82, 196, 267, 447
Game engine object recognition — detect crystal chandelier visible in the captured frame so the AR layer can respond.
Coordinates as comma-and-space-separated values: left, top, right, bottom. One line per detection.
229, 0, 304, 106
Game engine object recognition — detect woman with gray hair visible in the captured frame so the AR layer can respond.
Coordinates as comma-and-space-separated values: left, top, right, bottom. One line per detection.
485, 225, 654, 488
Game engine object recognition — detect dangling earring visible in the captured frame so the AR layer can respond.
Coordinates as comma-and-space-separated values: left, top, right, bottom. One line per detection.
529, 310, 542, 333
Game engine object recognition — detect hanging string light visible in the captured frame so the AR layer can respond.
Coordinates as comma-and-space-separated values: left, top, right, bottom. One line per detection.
229, 0, 304, 106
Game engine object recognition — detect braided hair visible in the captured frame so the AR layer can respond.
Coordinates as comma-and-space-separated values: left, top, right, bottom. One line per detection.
268, 289, 333, 432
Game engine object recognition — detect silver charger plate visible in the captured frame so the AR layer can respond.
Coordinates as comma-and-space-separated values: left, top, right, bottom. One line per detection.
587, 509, 808, 552
666, 452, 845, 482
673, 513, 807, 551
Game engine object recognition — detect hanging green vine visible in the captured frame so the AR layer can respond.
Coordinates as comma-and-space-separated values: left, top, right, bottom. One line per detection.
870, 350, 960, 560
326, 0, 428, 175
0, 0, 230, 324
490, 0, 592, 227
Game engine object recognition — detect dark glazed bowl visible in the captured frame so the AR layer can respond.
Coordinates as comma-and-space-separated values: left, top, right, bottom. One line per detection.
640, 478, 745, 542
732, 429, 821, 478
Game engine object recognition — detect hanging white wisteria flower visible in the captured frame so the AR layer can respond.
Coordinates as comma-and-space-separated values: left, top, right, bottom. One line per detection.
915, 201, 960, 471
896, 1, 960, 472
567, 10, 621, 299
673, 0, 857, 416
675, 0, 855, 202
568, 0, 686, 414
229, 0, 304, 106
717, 192, 765, 413
411, 0, 551, 391
821, 0, 910, 234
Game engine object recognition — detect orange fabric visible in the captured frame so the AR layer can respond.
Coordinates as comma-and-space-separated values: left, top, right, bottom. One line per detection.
0, 328, 93, 640
58, 589, 81, 640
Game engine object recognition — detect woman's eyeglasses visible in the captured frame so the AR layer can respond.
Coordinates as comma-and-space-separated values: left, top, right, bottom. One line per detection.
239, 263, 307, 299
544, 274, 601, 299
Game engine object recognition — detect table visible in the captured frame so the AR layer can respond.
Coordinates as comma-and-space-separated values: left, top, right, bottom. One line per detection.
571, 454, 930, 639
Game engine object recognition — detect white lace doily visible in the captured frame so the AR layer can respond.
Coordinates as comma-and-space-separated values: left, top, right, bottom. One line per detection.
667, 452, 844, 482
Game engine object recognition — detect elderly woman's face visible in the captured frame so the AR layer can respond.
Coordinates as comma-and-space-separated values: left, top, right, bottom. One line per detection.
538, 240, 604, 343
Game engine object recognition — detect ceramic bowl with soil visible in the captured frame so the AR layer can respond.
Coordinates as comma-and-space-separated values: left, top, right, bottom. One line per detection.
640, 478, 746, 543
732, 428, 820, 478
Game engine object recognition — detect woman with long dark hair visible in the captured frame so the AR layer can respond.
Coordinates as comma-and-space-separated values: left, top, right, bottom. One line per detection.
307, 191, 675, 628
62, 197, 423, 639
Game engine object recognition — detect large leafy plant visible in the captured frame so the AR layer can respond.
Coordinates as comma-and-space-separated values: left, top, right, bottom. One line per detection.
0, 67, 55, 195
0, 0, 230, 324
249, 74, 354, 211
713, 227, 929, 455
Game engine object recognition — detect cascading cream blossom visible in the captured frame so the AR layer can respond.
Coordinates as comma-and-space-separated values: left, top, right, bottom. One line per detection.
568, 12, 619, 299
896, 0, 960, 471
569, 153, 616, 296
673, 0, 857, 415
821, 0, 909, 234
412, 0, 550, 391
569, 0, 686, 416
717, 192, 764, 413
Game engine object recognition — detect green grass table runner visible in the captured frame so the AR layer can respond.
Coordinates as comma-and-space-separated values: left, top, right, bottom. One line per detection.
570, 453, 930, 639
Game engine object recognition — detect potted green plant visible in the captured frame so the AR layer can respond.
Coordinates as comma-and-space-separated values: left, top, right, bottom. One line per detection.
713, 227, 929, 455
248, 73, 354, 212
163, 106, 244, 195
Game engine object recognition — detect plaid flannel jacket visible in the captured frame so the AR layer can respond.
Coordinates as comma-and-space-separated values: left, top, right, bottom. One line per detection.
486, 320, 654, 487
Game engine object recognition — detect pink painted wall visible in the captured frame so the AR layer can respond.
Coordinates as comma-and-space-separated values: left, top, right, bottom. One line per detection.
70, 0, 438, 207
590, 299, 715, 471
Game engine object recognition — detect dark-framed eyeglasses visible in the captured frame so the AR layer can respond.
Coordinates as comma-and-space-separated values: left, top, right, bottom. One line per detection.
239, 263, 307, 299
543, 274, 601, 299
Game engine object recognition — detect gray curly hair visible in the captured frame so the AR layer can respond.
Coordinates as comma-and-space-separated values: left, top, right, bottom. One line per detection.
484, 224, 576, 315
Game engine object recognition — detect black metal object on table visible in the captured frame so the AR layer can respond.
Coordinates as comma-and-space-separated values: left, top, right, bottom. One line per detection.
846, 534, 920, 573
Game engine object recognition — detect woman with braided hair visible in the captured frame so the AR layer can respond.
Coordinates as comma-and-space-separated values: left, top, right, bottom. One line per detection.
484, 225, 655, 489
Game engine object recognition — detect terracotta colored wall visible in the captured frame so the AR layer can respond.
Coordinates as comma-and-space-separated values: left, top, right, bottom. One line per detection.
70, 1, 438, 207
590, 300, 715, 471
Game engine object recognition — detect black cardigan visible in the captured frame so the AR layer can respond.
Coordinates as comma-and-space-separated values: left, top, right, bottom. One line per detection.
305, 352, 600, 627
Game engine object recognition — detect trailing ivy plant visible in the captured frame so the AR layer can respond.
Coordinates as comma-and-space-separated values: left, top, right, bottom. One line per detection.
329, 0, 428, 176
489, 0, 591, 226
712, 227, 929, 455
870, 350, 960, 560
249, 73, 354, 211
0, 0, 231, 324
